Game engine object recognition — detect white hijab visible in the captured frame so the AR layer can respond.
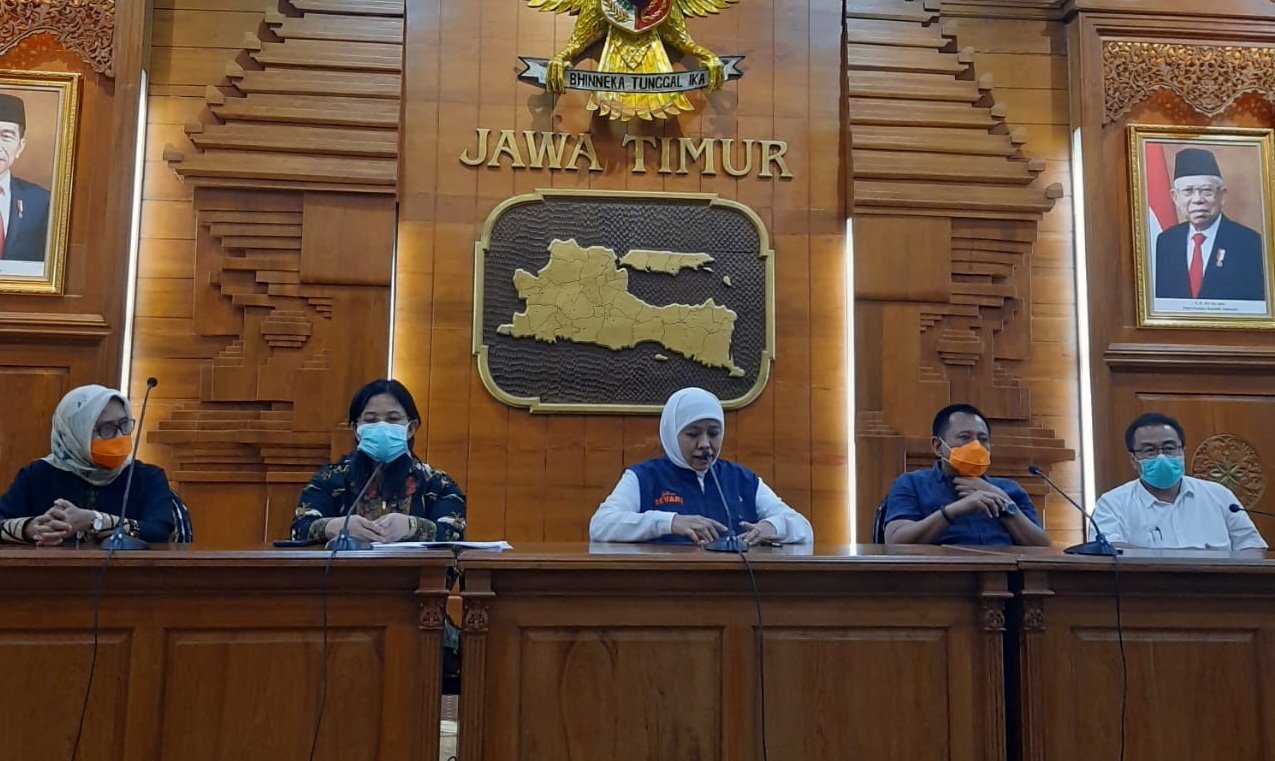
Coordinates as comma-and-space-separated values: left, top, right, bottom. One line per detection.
42, 384, 133, 486
659, 387, 725, 470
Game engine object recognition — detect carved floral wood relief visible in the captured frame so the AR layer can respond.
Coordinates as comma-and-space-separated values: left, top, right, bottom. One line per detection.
1103, 41, 1275, 125
0, 0, 114, 75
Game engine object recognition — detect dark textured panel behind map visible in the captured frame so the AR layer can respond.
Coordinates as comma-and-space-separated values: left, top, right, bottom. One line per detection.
475, 190, 774, 412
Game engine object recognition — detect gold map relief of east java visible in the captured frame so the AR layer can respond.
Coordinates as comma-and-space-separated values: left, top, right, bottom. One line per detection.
474, 191, 774, 413
498, 239, 745, 378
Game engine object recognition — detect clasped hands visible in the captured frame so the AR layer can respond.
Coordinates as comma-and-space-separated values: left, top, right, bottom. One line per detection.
23, 499, 98, 546
947, 477, 1016, 519
670, 515, 779, 546
324, 512, 415, 544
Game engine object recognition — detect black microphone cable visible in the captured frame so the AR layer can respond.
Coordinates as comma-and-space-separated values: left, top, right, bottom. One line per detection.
1113, 549, 1127, 761
706, 460, 770, 761
69, 544, 116, 761
70, 380, 158, 760
306, 460, 385, 761
1026, 465, 1125, 759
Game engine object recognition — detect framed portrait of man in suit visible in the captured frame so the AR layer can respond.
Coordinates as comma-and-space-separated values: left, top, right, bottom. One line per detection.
0, 70, 79, 294
1129, 126, 1275, 329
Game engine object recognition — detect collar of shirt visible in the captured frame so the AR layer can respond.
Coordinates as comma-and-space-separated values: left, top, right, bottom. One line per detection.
1132, 477, 1195, 509
1185, 213, 1223, 266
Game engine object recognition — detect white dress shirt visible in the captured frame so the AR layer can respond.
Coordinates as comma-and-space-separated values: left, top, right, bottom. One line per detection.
589, 468, 814, 543
1092, 476, 1267, 551
0, 171, 11, 239
1182, 213, 1221, 271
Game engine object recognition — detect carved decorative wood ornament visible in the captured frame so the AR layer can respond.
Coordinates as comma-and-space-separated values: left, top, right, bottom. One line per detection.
1103, 41, 1275, 124
1192, 433, 1266, 508
519, 0, 745, 120
0, 0, 114, 75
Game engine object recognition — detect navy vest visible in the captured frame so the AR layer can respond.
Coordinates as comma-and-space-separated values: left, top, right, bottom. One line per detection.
630, 457, 760, 544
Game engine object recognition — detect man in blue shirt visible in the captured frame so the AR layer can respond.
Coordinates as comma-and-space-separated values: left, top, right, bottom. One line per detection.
882, 403, 1052, 546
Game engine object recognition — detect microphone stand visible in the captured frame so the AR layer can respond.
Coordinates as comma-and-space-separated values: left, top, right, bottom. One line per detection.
100, 378, 158, 552
704, 456, 747, 553
326, 461, 385, 551
1027, 465, 1119, 556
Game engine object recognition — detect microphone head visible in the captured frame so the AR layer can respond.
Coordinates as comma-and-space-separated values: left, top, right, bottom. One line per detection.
1229, 504, 1242, 513
146, 377, 158, 388
1027, 465, 1041, 475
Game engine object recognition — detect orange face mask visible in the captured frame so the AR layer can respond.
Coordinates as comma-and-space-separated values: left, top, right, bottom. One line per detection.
944, 441, 991, 477
91, 435, 132, 469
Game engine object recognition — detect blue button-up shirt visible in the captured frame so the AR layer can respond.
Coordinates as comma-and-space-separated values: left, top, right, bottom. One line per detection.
883, 462, 1042, 545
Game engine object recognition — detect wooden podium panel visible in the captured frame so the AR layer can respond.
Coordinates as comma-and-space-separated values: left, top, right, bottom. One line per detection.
0, 546, 454, 761
1012, 548, 1275, 761
456, 543, 1018, 761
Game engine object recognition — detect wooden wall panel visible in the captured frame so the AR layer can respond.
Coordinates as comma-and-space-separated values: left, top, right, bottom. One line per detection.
1074, 9, 1275, 526
136, 0, 401, 541
396, 0, 846, 542
849, 1, 1081, 542
0, 10, 147, 484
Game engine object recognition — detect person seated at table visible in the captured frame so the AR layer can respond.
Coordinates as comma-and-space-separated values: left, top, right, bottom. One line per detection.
291, 379, 467, 545
589, 387, 813, 546
0, 384, 181, 545
1091, 412, 1266, 551
882, 403, 1051, 546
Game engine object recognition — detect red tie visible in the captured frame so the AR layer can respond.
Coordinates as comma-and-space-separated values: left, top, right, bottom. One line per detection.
1189, 232, 1205, 298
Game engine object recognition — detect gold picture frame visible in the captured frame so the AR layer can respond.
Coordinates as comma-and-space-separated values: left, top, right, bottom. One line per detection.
1129, 125, 1275, 329
0, 70, 79, 294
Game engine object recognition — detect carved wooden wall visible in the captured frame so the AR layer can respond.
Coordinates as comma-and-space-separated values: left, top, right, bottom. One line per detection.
141, 0, 849, 543
848, 0, 1081, 541
142, 0, 400, 543
394, 0, 848, 542
0, 0, 146, 485
1074, 8, 1275, 540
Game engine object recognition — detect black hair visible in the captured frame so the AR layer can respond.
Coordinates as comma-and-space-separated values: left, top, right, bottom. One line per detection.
1124, 412, 1185, 452
348, 378, 421, 449
932, 403, 991, 439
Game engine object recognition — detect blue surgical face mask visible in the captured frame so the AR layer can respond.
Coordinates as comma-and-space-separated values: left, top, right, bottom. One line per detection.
1140, 454, 1185, 490
356, 421, 410, 463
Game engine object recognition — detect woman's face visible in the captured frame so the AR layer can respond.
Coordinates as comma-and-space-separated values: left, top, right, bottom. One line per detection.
93, 399, 133, 440
678, 417, 722, 472
358, 393, 419, 439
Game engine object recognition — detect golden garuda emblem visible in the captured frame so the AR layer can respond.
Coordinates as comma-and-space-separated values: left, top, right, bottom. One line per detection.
519, 0, 745, 121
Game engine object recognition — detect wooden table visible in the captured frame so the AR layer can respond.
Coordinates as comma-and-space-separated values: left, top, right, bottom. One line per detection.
455, 543, 1019, 761
0, 545, 455, 761
998, 547, 1275, 761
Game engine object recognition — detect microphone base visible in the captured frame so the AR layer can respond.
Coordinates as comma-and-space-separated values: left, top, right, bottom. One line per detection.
703, 535, 748, 553
99, 533, 148, 551
325, 533, 373, 552
1063, 539, 1120, 556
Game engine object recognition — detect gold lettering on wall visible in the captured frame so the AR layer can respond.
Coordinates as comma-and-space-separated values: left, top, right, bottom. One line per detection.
460, 129, 792, 179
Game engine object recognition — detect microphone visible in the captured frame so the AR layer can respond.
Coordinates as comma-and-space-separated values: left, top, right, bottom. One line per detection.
703, 447, 747, 553
326, 461, 385, 551
1027, 465, 1119, 556
100, 377, 158, 551
1229, 504, 1275, 519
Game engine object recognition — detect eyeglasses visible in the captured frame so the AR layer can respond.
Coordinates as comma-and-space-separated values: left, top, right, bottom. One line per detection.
1132, 443, 1182, 459
1173, 185, 1219, 200
93, 418, 135, 439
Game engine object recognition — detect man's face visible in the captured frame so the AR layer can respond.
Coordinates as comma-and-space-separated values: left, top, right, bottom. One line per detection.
0, 120, 23, 177
1171, 174, 1224, 231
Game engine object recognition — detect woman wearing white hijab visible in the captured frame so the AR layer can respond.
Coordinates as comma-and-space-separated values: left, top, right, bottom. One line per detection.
0, 384, 181, 545
590, 387, 814, 545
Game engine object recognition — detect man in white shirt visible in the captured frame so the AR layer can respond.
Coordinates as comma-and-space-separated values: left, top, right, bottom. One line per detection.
1092, 412, 1267, 551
